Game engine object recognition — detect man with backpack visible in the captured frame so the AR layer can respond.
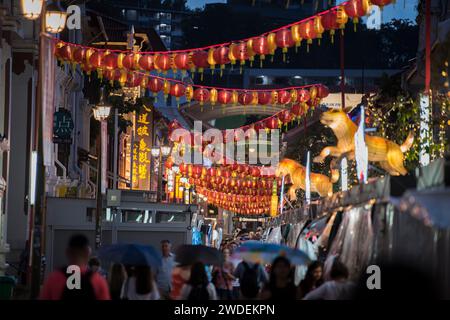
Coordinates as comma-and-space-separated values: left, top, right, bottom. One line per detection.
234, 260, 268, 299
39, 234, 110, 300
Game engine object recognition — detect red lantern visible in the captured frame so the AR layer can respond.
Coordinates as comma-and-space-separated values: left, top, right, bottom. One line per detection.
277, 90, 291, 105
231, 42, 248, 66
238, 92, 253, 106
265, 116, 279, 129
155, 54, 171, 73
299, 20, 317, 50
180, 163, 188, 174
58, 45, 73, 61
72, 47, 85, 64
279, 110, 293, 124
321, 9, 340, 43
89, 51, 104, 69
122, 53, 138, 70
297, 89, 311, 103
173, 53, 190, 72
218, 90, 232, 105
275, 29, 294, 53
126, 73, 143, 87
370, 0, 393, 8
258, 92, 272, 105
193, 88, 210, 105
213, 47, 230, 72
104, 53, 118, 70
344, 0, 370, 30
251, 167, 260, 177
317, 85, 329, 99
291, 104, 305, 118
170, 83, 186, 105
147, 78, 164, 94
191, 50, 209, 72
138, 55, 154, 72
252, 36, 269, 65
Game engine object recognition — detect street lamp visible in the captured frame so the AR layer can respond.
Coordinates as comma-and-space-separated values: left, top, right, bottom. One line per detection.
20, 0, 44, 20
93, 88, 111, 250
45, 3, 67, 33
151, 145, 172, 202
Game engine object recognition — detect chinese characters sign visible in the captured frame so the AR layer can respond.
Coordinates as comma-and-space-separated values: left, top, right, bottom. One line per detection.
132, 106, 153, 190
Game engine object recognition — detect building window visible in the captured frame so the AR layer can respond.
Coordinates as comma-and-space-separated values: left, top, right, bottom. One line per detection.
122, 209, 153, 223
155, 212, 186, 223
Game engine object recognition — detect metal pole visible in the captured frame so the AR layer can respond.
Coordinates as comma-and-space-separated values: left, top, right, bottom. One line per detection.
158, 151, 162, 202
95, 131, 102, 250
340, 30, 346, 110
113, 108, 118, 189
130, 130, 134, 190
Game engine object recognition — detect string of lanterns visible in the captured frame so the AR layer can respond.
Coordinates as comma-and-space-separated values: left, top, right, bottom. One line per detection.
53, 0, 394, 77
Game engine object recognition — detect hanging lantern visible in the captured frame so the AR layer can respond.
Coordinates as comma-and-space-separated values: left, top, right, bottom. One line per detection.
291, 24, 302, 51
370, 0, 394, 9
317, 85, 330, 99
271, 90, 278, 105
246, 39, 256, 67
210, 88, 218, 108
218, 90, 232, 106
173, 53, 190, 75
194, 88, 210, 105
72, 47, 85, 65
122, 53, 139, 70
252, 36, 269, 67
138, 55, 154, 72
279, 110, 293, 129
207, 48, 217, 74
89, 51, 104, 78
191, 50, 209, 80
147, 78, 164, 96
238, 92, 253, 106
336, 4, 350, 31
278, 90, 292, 105
170, 83, 186, 107
231, 90, 239, 105
344, 0, 370, 31
213, 47, 230, 76
258, 92, 272, 107
126, 73, 142, 87
267, 33, 277, 60
185, 85, 194, 103
104, 52, 118, 71
321, 9, 340, 43
265, 116, 279, 130
228, 43, 238, 67
232, 42, 248, 72
297, 88, 311, 105
155, 54, 171, 74
290, 89, 298, 104
275, 29, 294, 60
291, 103, 305, 121
313, 16, 325, 45
299, 20, 317, 52
58, 45, 73, 62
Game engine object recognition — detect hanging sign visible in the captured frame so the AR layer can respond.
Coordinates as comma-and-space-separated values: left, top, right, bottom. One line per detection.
354, 105, 368, 183
53, 109, 74, 144
305, 151, 311, 204
133, 105, 153, 190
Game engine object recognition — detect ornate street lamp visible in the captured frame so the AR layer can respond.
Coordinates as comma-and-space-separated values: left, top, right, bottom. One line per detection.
20, 0, 44, 20
45, 3, 67, 34
151, 145, 172, 202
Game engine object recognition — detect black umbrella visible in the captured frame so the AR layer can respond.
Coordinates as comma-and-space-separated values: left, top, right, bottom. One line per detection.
175, 245, 223, 266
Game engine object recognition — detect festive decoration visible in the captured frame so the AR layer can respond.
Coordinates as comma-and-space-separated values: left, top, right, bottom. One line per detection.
275, 158, 336, 199
313, 109, 415, 176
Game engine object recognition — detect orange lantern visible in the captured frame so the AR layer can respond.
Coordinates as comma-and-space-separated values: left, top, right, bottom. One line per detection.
138, 55, 154, 72
336, 4, 349, 31
344, 0, 370, 31
210, 88, 218, 108
207, 48, 217, 73
290, 24, 302, 51
313, 16, 325, 45
185, 85, 194, 103
299, 20, 317, 52
246, 39, 256, 67
267, 33, 277, 60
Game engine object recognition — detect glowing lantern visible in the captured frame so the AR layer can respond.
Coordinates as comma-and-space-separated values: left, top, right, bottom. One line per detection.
271, 91, 278, 105
138, 55, 154, 72
58, 45, 72, 62
218, 90, 232, 106
265, 116, 279, 130
173, 53, 190, 75
126, 73, 142, 87
122, 53, 139, 70
299, 20, 317, 52
278, 90, 291, 105
213, 47, 230, 76
231, 91, 239, 105
104, 52, 118, 71
246, 39, 256, 67
185, 85, 194, 103
147, 78, 164, 96
317, 85, 330, 99
290, 89, 298, 104
370, 0, 394, 9
170, 83, 186, 107
313, 16, 325, 45
116, 52, 124, 69
344, 0, 370, 31
252, 36, 269, 67
191, 50, 209, 80
258, 92, 272, 107
207, 48, 217, 73
321, 9, 341, 43
275, 29, 294, 60
336, 5, 349, 31
291, 103, 305, 121
267, 33, 277, 60
163, 80, 171, 100
210, 88, 218, 108
238, 92, 253, 106
232, 42, 248, 72
291, 24, 302, 50
155, 54, 171, 74
194, 88, 210, 106
228, 43, 238, 67
72, 47, 85, 65
279, 110, 293, 129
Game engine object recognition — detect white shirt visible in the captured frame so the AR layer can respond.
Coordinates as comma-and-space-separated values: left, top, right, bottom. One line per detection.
121, 277, 161, 300
212, 230, 219, 248
303, 280, 355, 300
178, 283, 218, 300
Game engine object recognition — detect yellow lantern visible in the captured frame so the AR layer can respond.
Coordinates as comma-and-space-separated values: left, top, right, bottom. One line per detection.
207, 48, 216, 74
336, 5, 349, 32
271, 90, 278, 105
270, 180, 278, 217
163, 80, 171, 100
228, 43, 237, 67
231, 91, 239, 105
185, 85, 194, 102
246, 39, 256, 67
210, 88, 218, 109
117, 52, 125, 69
291, 24, 302, 51
290, 89, 298, 104
267, 33, 277, 61
314, 16, 325, 45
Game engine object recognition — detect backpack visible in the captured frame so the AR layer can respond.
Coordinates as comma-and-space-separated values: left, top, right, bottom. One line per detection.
239, 262, 260, 298
187, 284, 210, 301
60, 267, 96, 300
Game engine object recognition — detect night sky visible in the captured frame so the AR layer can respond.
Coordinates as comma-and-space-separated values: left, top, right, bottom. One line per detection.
186, 0, 419, 23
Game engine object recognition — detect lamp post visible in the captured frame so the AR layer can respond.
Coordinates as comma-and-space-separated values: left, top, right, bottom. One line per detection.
93, 89, 112, 250
151, 145, 171, 202
20, 0, 67, 297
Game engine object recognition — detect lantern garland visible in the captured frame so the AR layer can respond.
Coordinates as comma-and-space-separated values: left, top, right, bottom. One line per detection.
53, 1, 392, 77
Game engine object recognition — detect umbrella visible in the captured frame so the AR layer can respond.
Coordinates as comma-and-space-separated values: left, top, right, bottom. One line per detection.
233, 241, 311, 265
175, 245, 223, 266
98, 243, 162, 268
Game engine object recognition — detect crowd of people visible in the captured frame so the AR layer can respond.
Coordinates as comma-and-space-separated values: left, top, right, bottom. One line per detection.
39, 233, 359, 301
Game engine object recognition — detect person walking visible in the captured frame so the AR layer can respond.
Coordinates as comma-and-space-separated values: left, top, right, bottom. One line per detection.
212, 247, 235, 300
178, 262, 218, 301
234, 260, 268, 299
156, 240, 176, 299
88, 256, 107, 278
108, 263, 127, 301
121, 265, 160, 300
297, 261, 324, 299
260, 257, 297, 301
303, 259, 355, 300
39, 234, 110, 300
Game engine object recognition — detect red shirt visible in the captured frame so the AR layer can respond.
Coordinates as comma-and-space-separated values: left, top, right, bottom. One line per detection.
39, 266, 111, 300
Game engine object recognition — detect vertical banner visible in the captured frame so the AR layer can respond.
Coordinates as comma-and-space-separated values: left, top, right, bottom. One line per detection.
305, 151, 311, 204
419, 94, 431, 167
101, 120, 108, 194
355, 105, 368, 183
133, 106, 153, 190
42, 36, 56, 166
341, 157, 348, 192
